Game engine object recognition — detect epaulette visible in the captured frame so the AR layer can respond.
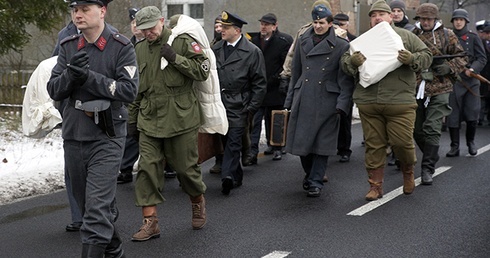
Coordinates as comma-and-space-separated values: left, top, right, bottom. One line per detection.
112, 33, 131, 46
60, 34, 80, 45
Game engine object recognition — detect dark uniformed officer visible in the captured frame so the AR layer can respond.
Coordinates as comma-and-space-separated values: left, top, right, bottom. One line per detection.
446, 9, 487, 157
128, 6, 209, 242
212, 11, 267, 195
47, 0, 138, 256
248, 13, 293, 162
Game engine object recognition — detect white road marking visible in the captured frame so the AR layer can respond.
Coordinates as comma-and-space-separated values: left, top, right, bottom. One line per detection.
262, 251, 292, 258
347, 166, 452, 216
467, 145, 490, 157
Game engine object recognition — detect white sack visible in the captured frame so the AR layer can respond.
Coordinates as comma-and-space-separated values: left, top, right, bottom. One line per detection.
163, 15, 228, 135
349, 21, 404, 88
22, 56, 62, 138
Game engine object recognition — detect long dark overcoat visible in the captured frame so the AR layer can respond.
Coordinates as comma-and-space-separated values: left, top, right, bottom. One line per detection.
284, 27, 353, 156
212, 36, 267, 127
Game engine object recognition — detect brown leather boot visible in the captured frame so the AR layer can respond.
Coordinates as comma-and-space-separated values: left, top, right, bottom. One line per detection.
400, 163, 415, 195
190, 194, 206, 230
132, 206, 160, 242
365, 168, 384, 201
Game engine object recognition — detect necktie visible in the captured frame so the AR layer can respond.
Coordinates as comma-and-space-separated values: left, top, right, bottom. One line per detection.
225, 45, 234, 59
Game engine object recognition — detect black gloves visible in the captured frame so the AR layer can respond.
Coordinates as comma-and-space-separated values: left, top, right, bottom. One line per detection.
336, 108, 347, 117
432, 63, 452, 76
160, 43, 176, 63
68, 51, 89, 85
279, 76, 290, 95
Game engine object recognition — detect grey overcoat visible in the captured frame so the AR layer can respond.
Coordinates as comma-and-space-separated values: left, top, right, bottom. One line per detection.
284, 27, 354, 156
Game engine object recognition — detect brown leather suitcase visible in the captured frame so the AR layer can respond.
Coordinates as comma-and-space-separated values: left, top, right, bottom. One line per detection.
270, 110, 289, 147
198, 133, 223, 164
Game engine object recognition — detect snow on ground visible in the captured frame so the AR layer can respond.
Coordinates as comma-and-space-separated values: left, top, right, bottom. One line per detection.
0, 114, 65, 205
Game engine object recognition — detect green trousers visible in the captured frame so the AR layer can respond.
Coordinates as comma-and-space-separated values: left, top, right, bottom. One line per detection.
414, 93, 452, 149
358, 103, 417, 170
134, 129, 206, 207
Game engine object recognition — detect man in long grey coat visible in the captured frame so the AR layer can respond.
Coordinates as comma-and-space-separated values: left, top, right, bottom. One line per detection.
284, 4, 354, 197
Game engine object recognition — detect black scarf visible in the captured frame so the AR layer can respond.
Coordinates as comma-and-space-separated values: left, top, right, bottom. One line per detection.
394, 15, 410, 29
453, 25, 469, 38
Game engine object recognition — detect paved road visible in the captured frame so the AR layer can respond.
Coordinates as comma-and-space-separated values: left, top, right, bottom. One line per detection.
1, 122, 490, 257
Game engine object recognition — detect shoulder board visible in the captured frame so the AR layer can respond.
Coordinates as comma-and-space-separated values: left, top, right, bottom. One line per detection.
112, 33, 131, 45
467, 31, 478, 36
60, 34, 81, 45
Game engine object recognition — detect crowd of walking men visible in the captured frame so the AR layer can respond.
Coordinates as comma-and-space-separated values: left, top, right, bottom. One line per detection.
39, 0, 490, 256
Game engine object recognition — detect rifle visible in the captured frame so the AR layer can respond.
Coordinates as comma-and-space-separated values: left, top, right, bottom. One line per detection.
469, 71, 490, 85
432, 52, 468, 60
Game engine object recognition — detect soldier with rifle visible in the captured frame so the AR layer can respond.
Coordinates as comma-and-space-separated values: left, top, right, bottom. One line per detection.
412, 3, 467, 185
446, 9, 487, 157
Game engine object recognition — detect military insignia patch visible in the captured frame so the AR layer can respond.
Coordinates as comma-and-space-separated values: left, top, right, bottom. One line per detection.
191, 42, 202, 53
108, 81, 116, 96
201, 59, 210, 72
124, 66, 137, 79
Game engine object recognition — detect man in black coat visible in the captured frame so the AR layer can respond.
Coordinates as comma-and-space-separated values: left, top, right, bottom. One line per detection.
247, 13, 293, 162
212, 11, 267, 195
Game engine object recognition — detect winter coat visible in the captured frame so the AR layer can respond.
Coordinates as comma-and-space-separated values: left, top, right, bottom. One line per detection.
341, 24, 432, 105
413, 21, 467, 97
284, 27, 354, 156
47, 24, 138, 141
250, 30, 293, 106
212, 36, 267, 127
129, 26, 210, 138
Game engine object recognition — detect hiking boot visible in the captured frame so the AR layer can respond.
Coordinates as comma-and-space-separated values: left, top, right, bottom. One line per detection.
131, 216, 160, 242
190, 195, 206, 230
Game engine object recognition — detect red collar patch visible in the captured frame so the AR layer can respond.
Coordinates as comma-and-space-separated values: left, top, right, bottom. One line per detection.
461, 34, 468, 41
95, 36, 107, 51
191, 42, 202, 53
77, 37, 86, 50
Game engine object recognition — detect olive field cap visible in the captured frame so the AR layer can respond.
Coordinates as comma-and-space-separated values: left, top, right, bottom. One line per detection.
368, 0, 392, 17
220, 11, 248, 28
136, 6, 162, 30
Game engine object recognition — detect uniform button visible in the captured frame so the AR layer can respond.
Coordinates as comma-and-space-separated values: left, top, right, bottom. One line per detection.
322, 68, 325, 71
327, 57, 329, 60
306, 67, 309, 70
305, 79, 309, 82
319, 81, 322, 84
119, 115, 122, 118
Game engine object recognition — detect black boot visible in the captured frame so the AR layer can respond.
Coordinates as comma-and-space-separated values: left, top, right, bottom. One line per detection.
117, 170, 133, 184
421, 144, 439, 185
209, 154, 223, 174
105, 230, 125, 258
466, 121, 477, 156
446, 128, 460, 157
82, 244, 105, 258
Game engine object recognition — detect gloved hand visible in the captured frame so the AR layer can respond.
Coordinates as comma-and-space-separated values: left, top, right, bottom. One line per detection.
350, 51, 366, 67
397, 49, 413, 65
336, 108, 346, 117
420, 71, 434, 81
68, 51, 89, 85
432, 63, 452, 76
160, 43, 177, 63
278, 76, 290, 95
127, 123, 139, 141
